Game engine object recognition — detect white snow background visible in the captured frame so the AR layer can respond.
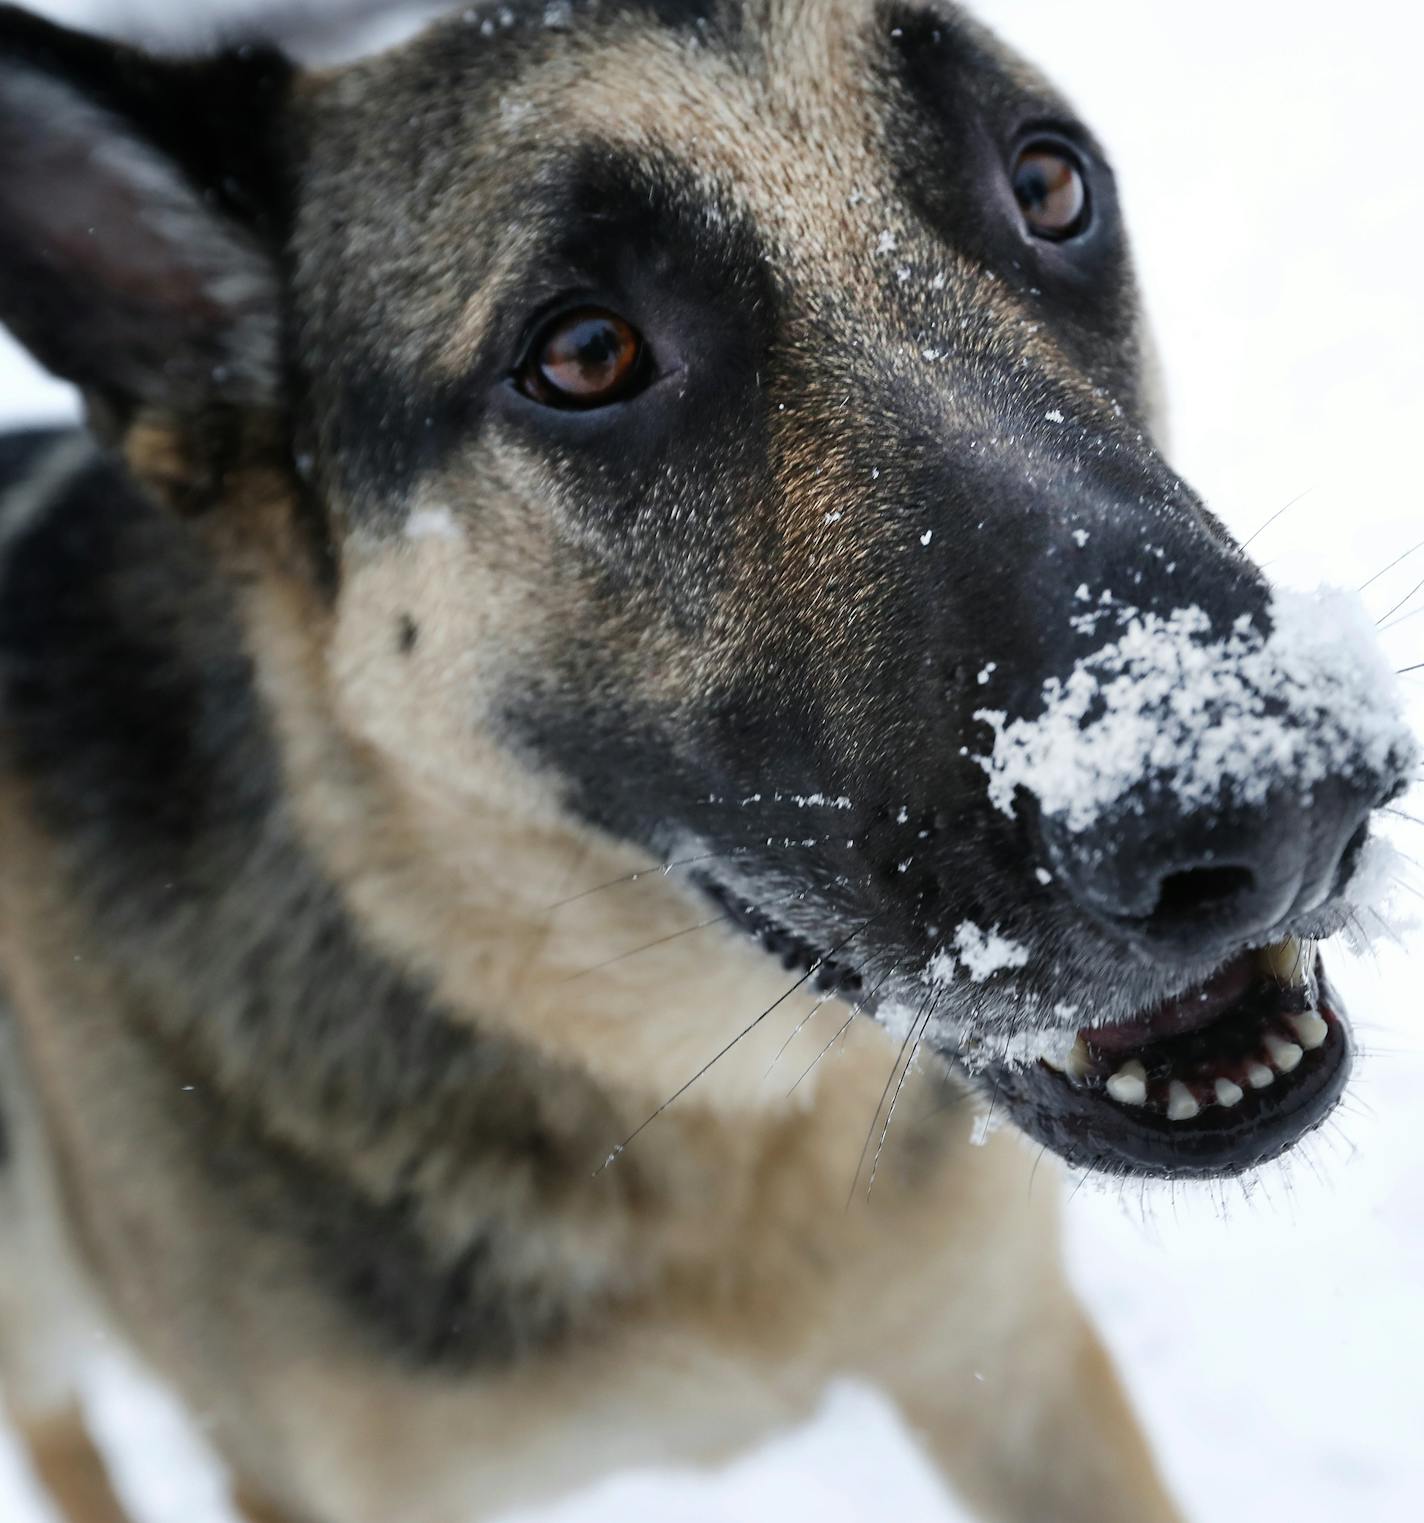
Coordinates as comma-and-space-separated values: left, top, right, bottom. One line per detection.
1, 2, 1422, 1520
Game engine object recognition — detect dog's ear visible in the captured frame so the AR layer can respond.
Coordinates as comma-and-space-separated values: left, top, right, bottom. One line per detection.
0, 5, 293, 416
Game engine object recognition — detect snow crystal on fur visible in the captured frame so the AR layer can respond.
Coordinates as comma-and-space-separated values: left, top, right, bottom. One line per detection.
926, 922, 1030, 985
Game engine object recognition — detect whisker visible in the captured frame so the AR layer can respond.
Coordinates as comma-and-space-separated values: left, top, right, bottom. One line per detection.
786, 966, 896, 1097
1240, 486, 1314, 550
545, 850, 745, 910
1380, 601, 1424, 635
1377, 572, 1424, 626
1361, 904, 1407, 953
596, 918, 878, 1171
558, 912, 736, 982
1398, 663, 1424, 676
1360, 537, 1424, 592
983, 1069, 1004, 1138
1027, 1142, 1051, 1200
847, 989, 933, 1209
866, 993, 940, 1199
764, 992, 831, 1079
559, 886, 810, 982
544, 841, 837, 911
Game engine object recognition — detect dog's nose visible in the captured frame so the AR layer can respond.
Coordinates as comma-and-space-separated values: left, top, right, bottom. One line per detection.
1042, 777, 1377, 962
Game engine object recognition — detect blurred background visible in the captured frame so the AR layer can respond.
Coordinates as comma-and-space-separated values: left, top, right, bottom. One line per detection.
1, 2, 1421, 1520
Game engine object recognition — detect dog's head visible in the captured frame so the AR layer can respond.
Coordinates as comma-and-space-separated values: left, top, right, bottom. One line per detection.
1, 0, 1415, 1177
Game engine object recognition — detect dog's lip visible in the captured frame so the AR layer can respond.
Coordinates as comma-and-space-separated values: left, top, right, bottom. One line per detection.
983, 945, 1353, 1178
694, 873, 866, 994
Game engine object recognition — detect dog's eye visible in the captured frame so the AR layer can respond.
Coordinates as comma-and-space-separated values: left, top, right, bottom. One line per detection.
1012, 144, 1089, 240
517, 308, 646, 409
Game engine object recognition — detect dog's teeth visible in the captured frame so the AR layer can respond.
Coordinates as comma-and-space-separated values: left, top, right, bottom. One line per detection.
1246, 1061, 1275, 1090
1288, 1012, 1329, 1051
1260, 937, 1310, 986
1044, 1036, 1093, 1081
1064, 1037, 1092, 1080
1214, 1078, 1245, 1108
1105, 1060, 1148, 1106
1166, 1081, 1200, 1122
1264, 1034, 1304, 1073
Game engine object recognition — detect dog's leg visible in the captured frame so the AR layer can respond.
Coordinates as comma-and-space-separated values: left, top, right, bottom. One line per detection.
9, 1405, 136, 1523
904, 1304, 1186, 1523
0, 995, 137, 1523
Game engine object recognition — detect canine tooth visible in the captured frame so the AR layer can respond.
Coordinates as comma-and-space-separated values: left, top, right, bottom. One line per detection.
1044, 1037, 1092, 1081
1106, 1060, 1148, 1106
1260, 937, 1309, 986
1288, 1012, 1329, 1051
1264, 1034, 1304, 1073
1214, 1078, 1245, 1108
1246, 1062, 1275, 1090
1166, 1081, 1200, 1122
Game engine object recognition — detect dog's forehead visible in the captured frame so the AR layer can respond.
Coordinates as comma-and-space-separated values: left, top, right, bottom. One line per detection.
302, 0, 1068, 285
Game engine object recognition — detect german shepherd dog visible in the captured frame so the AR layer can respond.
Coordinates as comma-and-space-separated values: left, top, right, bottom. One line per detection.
0, 3, 1415, 1521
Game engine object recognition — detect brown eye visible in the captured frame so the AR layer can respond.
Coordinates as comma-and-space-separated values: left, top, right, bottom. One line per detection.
1012, 143, 1089, 240
519, 307, 646, 408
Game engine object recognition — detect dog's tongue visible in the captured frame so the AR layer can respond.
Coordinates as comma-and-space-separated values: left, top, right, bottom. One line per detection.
1083, 952, 1258, 1054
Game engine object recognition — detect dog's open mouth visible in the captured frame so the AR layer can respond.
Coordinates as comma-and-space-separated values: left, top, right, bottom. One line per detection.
699, 871, 1353, 1177
989, 938, 1353, 1177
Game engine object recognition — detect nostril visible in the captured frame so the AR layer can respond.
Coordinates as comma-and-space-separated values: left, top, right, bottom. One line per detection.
1152, 865, 1256, 926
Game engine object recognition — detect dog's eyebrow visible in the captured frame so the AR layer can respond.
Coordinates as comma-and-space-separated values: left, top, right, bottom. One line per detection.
437, 143, 766, 376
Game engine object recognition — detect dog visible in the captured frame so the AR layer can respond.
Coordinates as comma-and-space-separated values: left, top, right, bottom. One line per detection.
0, 2, 1415, 1520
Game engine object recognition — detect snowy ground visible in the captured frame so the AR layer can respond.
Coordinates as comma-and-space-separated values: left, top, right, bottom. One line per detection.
1, 2, 1422, 1521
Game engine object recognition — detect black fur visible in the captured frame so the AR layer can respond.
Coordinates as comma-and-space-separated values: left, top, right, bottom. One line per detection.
0, 440, 613, 1367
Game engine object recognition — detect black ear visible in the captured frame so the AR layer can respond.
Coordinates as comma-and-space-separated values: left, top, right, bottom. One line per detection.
0, 5, 294, 414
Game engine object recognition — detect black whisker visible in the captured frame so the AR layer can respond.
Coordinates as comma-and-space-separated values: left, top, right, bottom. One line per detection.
763, 991, 831, 1079
545, 850, 743, 910
1361, 537, 1424, 592
595, 918, 879, 1172
847, 989, 934, 1209
558, 912, 736, 982
1380, 601, 1424, 635
786, 966, 896, 1097
1398, 663, 1424, 676
866, 992, 941, 1199
559, 886, 810, 982
545, 841, 836, 911
1240, 486, 1314, 550
1377, 572, 1424, 626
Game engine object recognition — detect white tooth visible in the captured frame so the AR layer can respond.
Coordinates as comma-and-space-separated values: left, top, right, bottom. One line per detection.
1246, 1062, 1275, 1090
1214, 1078, 1245, 1108
1167, 1081, 1200, 1121
1288, 1012, 1329, 1051
1064, 1037, 1092, 1080
1045, 1036, 1093, 1081
1106, 1060, 1148, 1106
1259, 937, 1308, 986
1265, 1034, 1304, 1073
